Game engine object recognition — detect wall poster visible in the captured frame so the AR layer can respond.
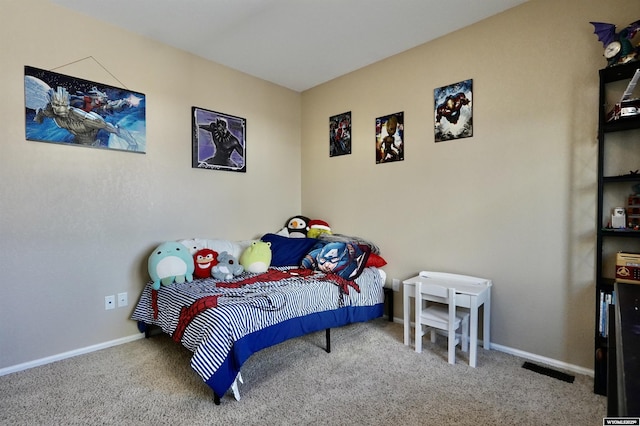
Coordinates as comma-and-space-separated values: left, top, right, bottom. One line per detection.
24, 65, 146, 153
376, 111, 404, 164
329, 111, 351, 157
192, 107, 246, 172
434, 79, 473, 142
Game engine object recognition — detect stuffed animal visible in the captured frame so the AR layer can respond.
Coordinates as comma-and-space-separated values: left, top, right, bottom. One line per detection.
286, 215, 310, 238
193, 248, 218, 279
211, 251, 244, 281
239, 241, 272, 273
148, 241, 195, 290
307, 219, 332, 239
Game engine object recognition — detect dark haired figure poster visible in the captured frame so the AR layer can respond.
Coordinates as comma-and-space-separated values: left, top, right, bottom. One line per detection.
24, 66, 146, 152
434, 79, 473, 142
329, 111, 351, 157
376, 112, 404, 164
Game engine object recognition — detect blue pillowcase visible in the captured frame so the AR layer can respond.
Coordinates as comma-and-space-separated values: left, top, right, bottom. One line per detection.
260, 233, 318, 267
301, 241, 370, 281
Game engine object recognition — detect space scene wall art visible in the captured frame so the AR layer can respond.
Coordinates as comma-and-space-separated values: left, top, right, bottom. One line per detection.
24, 66, 146, 153
434, 79, 473, 142
192, 107, 246, 173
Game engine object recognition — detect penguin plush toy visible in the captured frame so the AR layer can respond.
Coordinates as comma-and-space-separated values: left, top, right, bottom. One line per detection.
286, 215, 310, 238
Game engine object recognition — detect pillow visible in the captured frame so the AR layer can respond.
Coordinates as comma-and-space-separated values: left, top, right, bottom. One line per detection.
317, 233, 381, 254
302, 241, 370, 281
179, 238, 253, 259
366, 252, 387, 268
260, 233, 318, 267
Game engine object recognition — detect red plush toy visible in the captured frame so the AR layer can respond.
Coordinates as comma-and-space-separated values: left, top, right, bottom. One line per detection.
193, 248, 219, 279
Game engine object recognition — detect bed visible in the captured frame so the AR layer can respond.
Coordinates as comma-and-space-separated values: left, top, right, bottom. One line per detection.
131, 233, 387, 403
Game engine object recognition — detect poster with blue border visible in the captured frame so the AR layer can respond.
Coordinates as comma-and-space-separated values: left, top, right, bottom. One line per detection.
24, 66, 146, 153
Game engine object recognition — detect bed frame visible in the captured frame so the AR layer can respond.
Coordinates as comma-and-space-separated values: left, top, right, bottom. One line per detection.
143, 324, 332, 404
133, 267, 387, 403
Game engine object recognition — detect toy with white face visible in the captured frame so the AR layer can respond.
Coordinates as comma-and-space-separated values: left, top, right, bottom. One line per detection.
193, 248, 218, 279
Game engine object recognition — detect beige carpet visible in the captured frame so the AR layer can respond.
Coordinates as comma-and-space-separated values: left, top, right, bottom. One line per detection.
0, 319, 606, 425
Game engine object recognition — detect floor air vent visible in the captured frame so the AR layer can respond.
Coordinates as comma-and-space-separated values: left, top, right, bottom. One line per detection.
522, 361, 575, 383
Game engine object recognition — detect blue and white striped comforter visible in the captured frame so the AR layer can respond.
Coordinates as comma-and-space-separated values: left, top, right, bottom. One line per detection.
131, 266, 385, 397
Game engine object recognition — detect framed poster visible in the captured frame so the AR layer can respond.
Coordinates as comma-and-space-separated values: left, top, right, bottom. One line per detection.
192, 107, 246, 172
24, 65, 146, 153
329, 111, 351, 157
434, 79, 473, 142
376, 111, 404, 164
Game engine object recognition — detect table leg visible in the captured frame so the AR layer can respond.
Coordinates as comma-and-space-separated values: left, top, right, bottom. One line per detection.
469, 297, 478, 368
403, 283, 410, 346
483, 288, 491, 350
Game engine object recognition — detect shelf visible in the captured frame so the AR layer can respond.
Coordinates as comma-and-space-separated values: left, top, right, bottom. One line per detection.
597, 277, 616, 288
602, 174, 640, 183
600, 228, 640, 237
595, 61, 640, 396
603, 116, 640, 133
600, 62, 640, 84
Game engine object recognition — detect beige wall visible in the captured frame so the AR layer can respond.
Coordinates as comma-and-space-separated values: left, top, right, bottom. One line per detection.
301, 0, 638, 370
1, 0, 637, 374
0, 0, 301, 369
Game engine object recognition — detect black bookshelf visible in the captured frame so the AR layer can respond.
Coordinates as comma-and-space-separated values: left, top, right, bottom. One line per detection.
594, 61, 640, 395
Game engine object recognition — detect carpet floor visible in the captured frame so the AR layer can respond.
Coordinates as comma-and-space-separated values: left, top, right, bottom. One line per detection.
0, 319, 606, 425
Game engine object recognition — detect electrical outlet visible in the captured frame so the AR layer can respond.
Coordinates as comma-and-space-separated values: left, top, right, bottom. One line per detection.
105, 295, 115, 310
392, 278, 400, 292
117, 292, 128, 307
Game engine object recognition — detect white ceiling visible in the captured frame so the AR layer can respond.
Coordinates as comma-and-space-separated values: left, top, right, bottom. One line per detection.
50, 0, 528, 92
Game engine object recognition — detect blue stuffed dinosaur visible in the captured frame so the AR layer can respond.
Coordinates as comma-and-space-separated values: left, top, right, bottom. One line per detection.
148, 241, 195, 290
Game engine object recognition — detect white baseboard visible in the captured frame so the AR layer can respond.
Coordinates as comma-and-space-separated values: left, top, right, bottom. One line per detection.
490, 342, 594, 377
0, 333, 145, 377
3, 320, 594, 379
391, 317, 594, 377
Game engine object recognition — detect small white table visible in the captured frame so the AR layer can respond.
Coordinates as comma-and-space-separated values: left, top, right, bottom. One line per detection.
403, 272, 492, 367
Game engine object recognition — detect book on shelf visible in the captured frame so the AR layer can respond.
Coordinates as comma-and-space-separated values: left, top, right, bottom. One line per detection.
598, 290, 616, 338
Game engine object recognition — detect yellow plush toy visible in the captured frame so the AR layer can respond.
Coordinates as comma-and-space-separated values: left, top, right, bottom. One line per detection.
307, 219, 332, 239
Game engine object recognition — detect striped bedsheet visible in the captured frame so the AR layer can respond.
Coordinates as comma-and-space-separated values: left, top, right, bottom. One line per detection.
131, 266, 385, 398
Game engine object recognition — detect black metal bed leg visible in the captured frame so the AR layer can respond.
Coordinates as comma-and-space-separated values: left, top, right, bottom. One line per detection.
325, 328, 331, 353
213, 392, 221, 405
384, 287, 394, 322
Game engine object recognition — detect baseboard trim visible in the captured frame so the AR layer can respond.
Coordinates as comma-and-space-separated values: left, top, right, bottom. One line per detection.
3, 320, 594, 379
391, 317, 594, 377
490, 342, 593, 377
0, 333, 145, 377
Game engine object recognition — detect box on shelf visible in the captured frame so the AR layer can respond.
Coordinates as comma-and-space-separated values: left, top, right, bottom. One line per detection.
615, 252, 640, 284
628, 194, 640, 206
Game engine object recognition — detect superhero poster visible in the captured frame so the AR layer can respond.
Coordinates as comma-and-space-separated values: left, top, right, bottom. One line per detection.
192, 107, 246, 173
376, 111, 404, 164
434, 79, 473, 142
329, 111, 351, 157
24, 66, 146, 153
